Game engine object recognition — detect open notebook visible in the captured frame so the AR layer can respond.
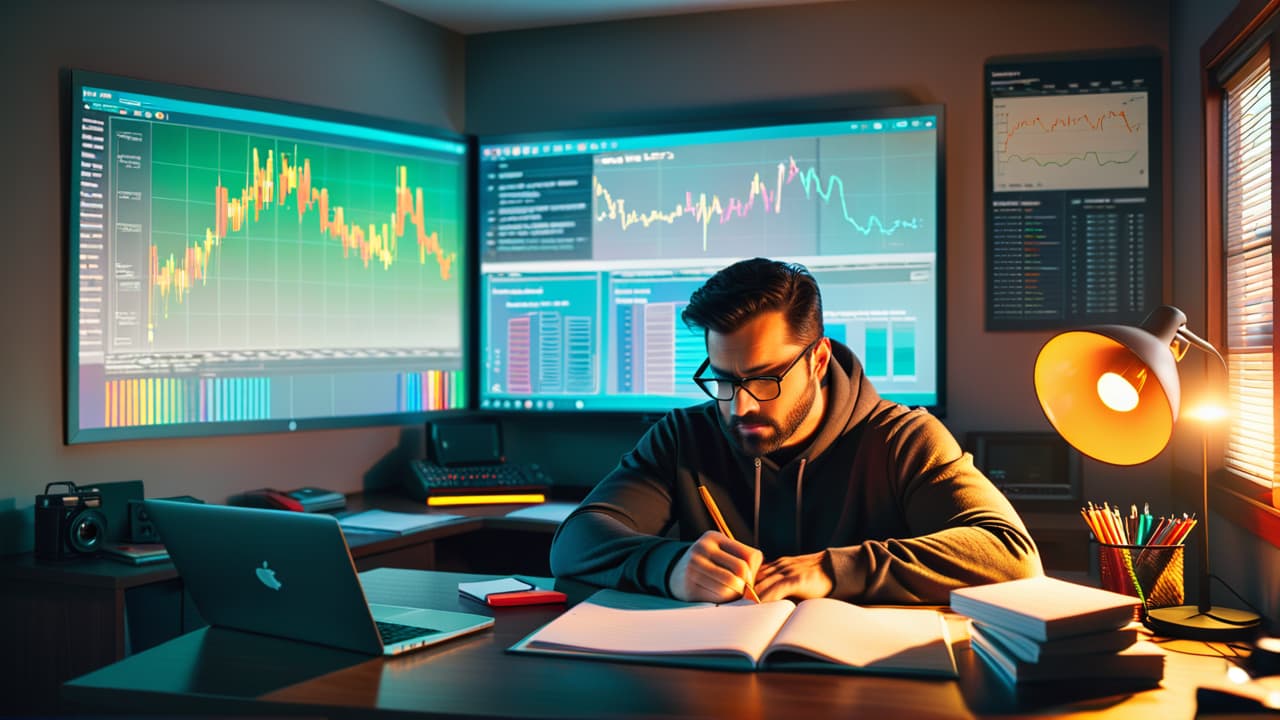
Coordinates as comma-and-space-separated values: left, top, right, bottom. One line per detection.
509, 589, 957, 677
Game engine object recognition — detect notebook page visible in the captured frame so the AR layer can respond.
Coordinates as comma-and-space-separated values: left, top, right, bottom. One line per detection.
765, 600, 956, 675
527, 599, 797, 663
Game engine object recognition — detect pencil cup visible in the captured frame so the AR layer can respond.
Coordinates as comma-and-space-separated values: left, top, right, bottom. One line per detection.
1096, 542, 1184, 609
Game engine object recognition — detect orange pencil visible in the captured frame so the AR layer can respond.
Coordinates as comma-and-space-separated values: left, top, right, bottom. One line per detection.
1169, 517, 1198, 546
1101, 503, 1123, 545
1080, 508, 1101, 540
1087, 503, 1111, 544
696, 485, 761, 603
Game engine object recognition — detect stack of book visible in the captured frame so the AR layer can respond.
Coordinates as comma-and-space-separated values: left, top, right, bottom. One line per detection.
951, 576, 1165, 686
102, 542, 170, 566
283, 486, 346, 512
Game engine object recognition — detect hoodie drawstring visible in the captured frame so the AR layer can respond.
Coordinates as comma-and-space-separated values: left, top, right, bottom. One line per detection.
795, 457, 808, 550
753, 458, 761, 546
752, 456, 808, 551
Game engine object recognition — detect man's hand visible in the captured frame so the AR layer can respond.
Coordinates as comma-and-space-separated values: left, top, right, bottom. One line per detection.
668, 530, 763, 603
753, 551, 833, 602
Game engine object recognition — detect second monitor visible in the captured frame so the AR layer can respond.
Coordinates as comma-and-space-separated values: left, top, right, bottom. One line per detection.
477, 105, 945, 414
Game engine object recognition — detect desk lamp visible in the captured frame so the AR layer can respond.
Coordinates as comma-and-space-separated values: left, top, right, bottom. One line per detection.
1033, 305, 1260, 641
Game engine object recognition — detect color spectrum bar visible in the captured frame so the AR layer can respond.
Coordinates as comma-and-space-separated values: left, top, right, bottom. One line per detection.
104, 376, 271, 427
105, 377, 195, 427
201, 377, 271, 422
400, 370, 465, 411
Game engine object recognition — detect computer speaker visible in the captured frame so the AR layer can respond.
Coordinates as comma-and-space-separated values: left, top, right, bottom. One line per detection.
127, 499, 159, 544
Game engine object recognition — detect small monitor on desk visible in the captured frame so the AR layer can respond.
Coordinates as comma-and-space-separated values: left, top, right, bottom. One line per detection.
967, 432, 1079, 507
428, 418, 504, 466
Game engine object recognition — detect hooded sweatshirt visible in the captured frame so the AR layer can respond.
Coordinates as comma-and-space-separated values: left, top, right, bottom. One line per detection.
549, 341, 1043, 603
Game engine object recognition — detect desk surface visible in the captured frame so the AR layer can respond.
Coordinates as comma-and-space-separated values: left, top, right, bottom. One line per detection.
0, 494, 567, 590
64, 568, 1235, 720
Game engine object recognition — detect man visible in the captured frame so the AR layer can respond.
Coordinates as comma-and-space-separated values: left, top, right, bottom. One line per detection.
550, 258, 1041, 603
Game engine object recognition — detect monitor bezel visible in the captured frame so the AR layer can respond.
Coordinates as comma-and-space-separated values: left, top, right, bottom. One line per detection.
475, 102, 947, 420
65, 69, 474, 445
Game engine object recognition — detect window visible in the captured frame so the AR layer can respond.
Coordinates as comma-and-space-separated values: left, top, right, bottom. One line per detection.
1205, 0, 1280, 523
1221, 46, 1276, 492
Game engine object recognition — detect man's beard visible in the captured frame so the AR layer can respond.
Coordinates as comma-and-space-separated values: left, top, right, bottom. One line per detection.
722, 374, 817, 457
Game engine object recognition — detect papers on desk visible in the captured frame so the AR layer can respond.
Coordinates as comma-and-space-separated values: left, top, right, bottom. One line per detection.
503, 501, 578, 523
338, 509, 462, 535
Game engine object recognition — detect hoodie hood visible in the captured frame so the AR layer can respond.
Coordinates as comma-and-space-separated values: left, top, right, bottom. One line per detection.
781, 340, 882, 466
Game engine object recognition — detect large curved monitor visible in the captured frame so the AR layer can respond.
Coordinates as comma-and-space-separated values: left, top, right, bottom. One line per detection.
67, 71, 470, 443
477, 105, 944, 415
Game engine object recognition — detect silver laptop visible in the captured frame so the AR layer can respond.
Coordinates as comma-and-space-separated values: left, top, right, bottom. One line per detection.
145, 499, 494, 656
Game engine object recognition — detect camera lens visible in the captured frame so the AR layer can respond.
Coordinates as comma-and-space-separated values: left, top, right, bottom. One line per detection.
67, 509, 108, 554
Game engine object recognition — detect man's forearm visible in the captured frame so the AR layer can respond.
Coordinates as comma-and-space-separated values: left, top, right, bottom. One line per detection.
550, 509, 691, 595
825, 524, 1042, 603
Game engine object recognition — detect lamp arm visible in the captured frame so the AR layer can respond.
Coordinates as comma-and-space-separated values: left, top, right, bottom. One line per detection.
1176, 326, 1226, 368
1175, 324, 1226, 614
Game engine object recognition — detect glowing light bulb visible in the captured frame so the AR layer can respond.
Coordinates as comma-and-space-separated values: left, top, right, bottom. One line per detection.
1097, 372, 1140, 412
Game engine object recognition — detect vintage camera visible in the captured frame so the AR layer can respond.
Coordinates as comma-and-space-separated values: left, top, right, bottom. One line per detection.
34, 481, 109, 560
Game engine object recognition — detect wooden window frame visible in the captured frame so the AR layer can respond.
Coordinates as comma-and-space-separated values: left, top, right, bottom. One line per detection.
1201, 0, 1280, 546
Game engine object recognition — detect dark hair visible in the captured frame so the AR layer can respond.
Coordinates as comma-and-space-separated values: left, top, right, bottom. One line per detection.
682, 258, 824, 343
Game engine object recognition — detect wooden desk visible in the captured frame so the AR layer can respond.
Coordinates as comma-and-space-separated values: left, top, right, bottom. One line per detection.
0, 496, 566, 713
63, 568, 1235, 719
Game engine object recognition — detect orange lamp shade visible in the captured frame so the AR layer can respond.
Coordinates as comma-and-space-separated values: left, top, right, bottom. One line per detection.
1033, 309, 1185, 466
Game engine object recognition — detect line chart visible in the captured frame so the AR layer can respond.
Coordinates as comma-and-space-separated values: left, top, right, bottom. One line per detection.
993, 92, 1149, 191
590, 134, 934, 260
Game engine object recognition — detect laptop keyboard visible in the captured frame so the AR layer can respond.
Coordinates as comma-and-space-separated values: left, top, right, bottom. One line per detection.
377, 620, 438, 645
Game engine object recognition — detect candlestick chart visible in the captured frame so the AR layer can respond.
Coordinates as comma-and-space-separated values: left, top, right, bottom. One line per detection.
145, 123, 464, 353
69, 72, 472, 442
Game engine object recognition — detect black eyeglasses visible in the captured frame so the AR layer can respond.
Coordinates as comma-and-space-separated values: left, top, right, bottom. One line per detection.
692, 339, 819, 402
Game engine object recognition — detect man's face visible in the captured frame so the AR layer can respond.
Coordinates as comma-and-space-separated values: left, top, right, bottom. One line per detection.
704, 311, 828, 457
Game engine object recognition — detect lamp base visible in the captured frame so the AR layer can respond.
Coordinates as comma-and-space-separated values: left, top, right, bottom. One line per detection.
1145, 604, 1260, 642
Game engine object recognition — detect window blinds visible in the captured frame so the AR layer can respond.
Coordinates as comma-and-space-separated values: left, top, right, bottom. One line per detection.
1222, 46, 1276, 488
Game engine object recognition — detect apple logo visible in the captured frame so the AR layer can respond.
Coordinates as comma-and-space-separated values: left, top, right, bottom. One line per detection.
255, 561, 282, 591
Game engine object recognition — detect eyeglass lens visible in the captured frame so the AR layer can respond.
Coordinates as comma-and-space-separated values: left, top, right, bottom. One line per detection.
703, 378, 781, 401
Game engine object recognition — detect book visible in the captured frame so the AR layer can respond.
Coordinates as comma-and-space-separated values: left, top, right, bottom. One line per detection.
337, 509, 462, 535
101, 543, 170, 565
970, 622, 1164, 685
950, 576, 1139, 641
509, 589, 957, 676
284, 486, 346, 512
970, 620, 1143, 663
459, 577, 567, 606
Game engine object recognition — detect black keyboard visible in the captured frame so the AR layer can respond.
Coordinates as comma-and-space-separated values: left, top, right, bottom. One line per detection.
407, 459, 549, 500
376, 620, 437, 645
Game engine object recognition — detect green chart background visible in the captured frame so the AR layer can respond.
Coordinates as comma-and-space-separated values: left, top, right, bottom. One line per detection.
147, 123, 466, 354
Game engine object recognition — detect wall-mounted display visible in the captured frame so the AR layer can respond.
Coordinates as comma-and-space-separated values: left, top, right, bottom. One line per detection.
67, 71, 471, 443
478, 105, 946, 414
985, 53, 1162, 331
